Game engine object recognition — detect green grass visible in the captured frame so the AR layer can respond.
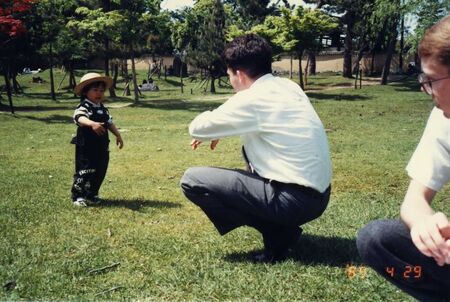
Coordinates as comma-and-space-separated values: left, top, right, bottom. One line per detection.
1, 70, 448, 301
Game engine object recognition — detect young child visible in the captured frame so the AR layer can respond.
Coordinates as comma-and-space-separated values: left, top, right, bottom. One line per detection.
70, 72, 124, 206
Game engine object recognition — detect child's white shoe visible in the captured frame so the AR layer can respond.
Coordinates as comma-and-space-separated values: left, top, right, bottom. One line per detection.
73, 197, 88, 207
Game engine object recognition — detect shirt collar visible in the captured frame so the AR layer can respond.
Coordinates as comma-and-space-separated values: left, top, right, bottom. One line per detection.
84, 98, 101, 107
250, 73, 273, 88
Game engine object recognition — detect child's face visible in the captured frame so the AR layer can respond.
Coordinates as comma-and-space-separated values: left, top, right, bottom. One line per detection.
86, 84, 106, 104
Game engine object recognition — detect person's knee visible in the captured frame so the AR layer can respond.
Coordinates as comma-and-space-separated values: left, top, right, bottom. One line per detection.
180, 167, 206, 193
357, 220, 386, 261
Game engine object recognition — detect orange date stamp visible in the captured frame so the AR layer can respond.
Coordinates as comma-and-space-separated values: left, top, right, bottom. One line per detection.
385, 265, 423, 279
345, 264, 367, 279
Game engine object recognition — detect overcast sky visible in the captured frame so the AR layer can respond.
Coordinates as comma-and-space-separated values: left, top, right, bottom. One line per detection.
161, 0, 308, 11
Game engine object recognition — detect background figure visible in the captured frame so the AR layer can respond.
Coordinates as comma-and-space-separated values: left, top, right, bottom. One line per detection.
357, 15, 450, 301
180, 34, 332, 263
71, 73, 124, 207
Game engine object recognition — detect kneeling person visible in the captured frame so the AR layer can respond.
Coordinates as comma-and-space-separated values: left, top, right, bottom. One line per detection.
180, 34, 332, 262
357, 16, 450, 301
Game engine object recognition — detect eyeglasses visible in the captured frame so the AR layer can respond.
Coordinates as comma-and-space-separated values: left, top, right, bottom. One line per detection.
418, 73, 450, 95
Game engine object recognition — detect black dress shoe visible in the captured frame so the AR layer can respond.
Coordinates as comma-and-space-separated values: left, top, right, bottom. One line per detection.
254, 227, 303, 263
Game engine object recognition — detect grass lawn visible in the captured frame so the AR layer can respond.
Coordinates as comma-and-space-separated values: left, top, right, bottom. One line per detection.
0, 70, 448, 301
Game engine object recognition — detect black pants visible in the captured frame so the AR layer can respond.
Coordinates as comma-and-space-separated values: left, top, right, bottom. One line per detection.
357, 219, 450, 301
71, 144, 109, 201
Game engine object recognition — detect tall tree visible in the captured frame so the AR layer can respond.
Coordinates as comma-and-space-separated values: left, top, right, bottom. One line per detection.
406, 0, 449, 61
305, 0, 372, 78
253, 7, 337, 89
0, 0, 34, 113
172, 0, 226, 93
67, 6, 124, 97
223, 0, 276, 30
30, 0, 79, 100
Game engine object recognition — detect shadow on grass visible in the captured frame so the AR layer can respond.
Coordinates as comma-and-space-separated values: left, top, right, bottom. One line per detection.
307, 92, 370, 102
131, 99, 222, 111
16, 113, 73, 124
99, 198, 181, 211
0, 103, 73, 112
164, 78, 183, 87
310, 82, 353, 88
389, 78, 421, 92
224, 234, 361, 266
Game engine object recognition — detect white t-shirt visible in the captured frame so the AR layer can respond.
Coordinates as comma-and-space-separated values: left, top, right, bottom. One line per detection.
188, 74, 332, 193
406, 107, 450, 191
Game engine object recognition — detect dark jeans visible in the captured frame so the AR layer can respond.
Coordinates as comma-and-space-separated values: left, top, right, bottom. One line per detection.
357, 219, 450, 302
180, 166, 330, 250
71, 144, 109, 201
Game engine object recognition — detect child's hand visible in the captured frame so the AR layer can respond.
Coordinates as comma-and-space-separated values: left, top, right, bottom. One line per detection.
116, 135, 124, 149
91, 122, 106, 135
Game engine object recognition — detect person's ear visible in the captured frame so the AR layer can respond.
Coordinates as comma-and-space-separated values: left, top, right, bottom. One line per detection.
236, 70, 246, 83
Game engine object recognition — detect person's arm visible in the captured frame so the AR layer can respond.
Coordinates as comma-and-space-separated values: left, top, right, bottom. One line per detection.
108, 123, 123, 149
188, 93, 258, 150
401, 179, 450, 266
77, 116, 106, 136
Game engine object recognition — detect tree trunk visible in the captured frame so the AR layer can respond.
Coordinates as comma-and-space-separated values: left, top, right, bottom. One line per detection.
381, 22, 399, 85
304, 55, 310, 88
49, 44, 56, 101
69, 61, 76, 89
352, 43, 367, 74
289, 53, 293, 79
121, 59, 127, 77
399, 16, 404, 73
112, 61, 119, 89
12, 74, 22, 94
370, 49, 376, 76
308, 51, 316, 75
343, 15, 355, 78
210, 76, 216, 93
298, 50, 304, 90
4, 64, 14, 114
130, 47, 139, 102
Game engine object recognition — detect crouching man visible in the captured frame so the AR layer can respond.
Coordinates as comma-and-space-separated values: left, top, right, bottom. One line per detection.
180, 34, 332, 263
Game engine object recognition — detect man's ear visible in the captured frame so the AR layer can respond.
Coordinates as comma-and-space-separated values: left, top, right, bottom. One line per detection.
236, 70, 247, 83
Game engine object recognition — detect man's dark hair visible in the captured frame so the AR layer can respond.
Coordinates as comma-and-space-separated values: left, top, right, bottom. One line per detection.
223, 34, 272, 79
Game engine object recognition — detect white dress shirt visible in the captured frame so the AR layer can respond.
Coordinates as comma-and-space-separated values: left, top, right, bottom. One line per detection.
189, 74, 332, 193
407, 107, 450, 191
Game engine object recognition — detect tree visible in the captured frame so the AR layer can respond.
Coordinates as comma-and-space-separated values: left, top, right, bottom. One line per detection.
116, 0, 155, 101
253, 7, 337, 89
406, 0, 450, 61
223, 0, 281, 30
172, 0, 226, 93
305, 0, 373, 78
0, 0, 34, 113
67, 5, 125, 97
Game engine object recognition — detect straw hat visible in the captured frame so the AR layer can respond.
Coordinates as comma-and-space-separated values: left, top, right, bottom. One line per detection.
74, 72, 112, 96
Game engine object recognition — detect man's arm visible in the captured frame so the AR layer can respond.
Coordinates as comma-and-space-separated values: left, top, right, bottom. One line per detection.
401, 179, 450, 265
188, 94, 258, 141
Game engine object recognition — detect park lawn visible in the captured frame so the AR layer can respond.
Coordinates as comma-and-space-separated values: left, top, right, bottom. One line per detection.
1, 70, 448, 301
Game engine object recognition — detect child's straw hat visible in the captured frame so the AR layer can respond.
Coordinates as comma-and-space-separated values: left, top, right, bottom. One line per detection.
74, 72, 112, 96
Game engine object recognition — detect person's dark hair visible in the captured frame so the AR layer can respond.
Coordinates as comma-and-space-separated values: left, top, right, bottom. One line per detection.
223, 33, 272, 79
80, 81, 106, 99
419, 15, 450, 73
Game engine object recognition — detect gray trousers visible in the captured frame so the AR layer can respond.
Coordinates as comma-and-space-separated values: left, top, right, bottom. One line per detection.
180, 166, 330, 239
357, 220, 450, 302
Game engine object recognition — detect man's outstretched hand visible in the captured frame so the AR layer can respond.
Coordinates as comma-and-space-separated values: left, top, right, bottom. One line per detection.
190, 139, 220, 150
